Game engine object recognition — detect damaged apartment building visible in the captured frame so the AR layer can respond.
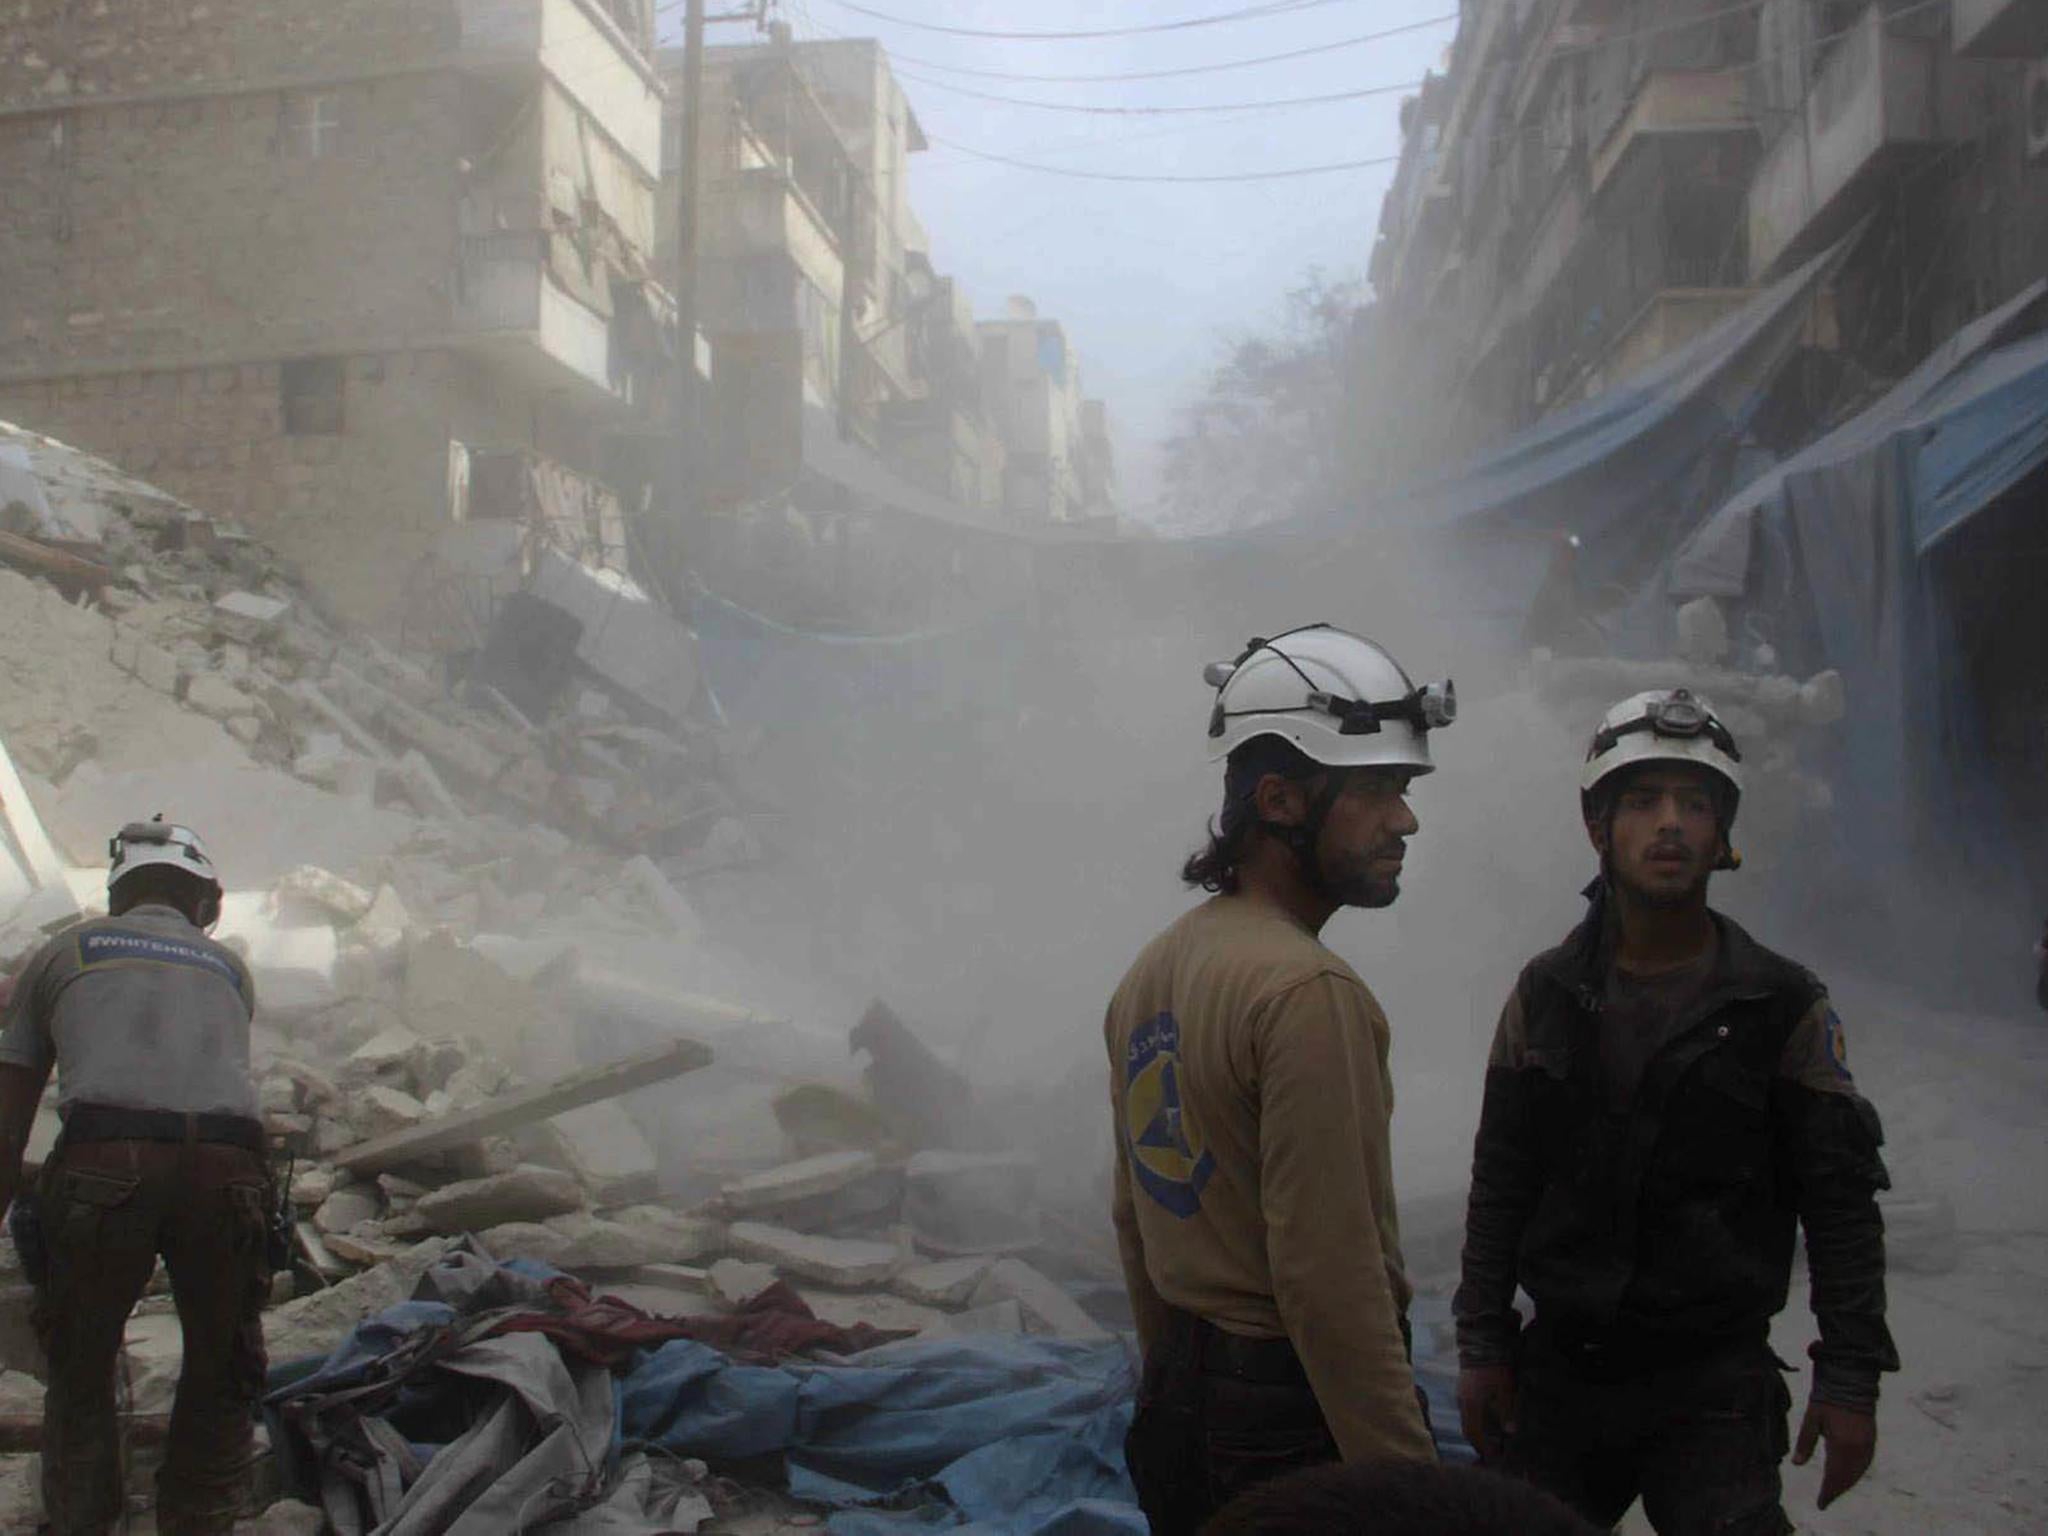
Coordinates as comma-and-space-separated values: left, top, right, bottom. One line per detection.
0, 0, 686, 644
1368, 0, 2048, 454
659, 32, 1116, 544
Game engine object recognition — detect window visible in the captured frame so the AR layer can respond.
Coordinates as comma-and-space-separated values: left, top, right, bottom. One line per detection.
281, 358, 344, 436
281, 91, 343, 160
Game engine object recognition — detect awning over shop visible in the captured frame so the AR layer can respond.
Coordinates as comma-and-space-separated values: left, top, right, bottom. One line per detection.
1242, 237, 1858, 629
1670, 279, 2047, 597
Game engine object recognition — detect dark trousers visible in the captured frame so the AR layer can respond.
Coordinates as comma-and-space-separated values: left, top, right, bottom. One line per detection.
33, 1138, 273, 1536
1503, 1323, 1794, 1536
1124, 1315, 1340, 1536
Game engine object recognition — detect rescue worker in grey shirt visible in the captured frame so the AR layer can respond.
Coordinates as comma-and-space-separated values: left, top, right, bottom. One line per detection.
0, 818, 270, 1536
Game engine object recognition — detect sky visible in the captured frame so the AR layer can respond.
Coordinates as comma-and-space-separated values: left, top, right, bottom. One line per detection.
671, 0, 1462, 514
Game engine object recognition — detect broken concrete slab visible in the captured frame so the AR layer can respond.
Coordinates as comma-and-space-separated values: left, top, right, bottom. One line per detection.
323, 1228, 407, 1268
726, 1222, 901, 1288
241, 1498, 326, 1536
293, 1223, 350, 1284
904, 1151, 1039, 1255
968, 1259, 1107, 1341
415, 1164, 584, 1233
357, 1085, 426, 1136
288, 1165, 336, 1211
353, 883, 411, 954
479, 1209, 720, 1272
265, 1238, 451, 1364
707, 1258, 779, 1308
890, 1256, 995, 1309
311, 1186, 380, 1237
270, 864, 375, 924
347, 1026, 431, 1082
394, 748, 463, 822
721, 1150, 879, 1215
546, 1101, 659, 1206
185, 671, 258, 722
335, 1035, 713, 1175
621, 854, 701, 940
212, 589, 292, 636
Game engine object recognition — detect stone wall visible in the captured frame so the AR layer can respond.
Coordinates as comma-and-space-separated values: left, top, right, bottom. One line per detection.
0, 72, 461, 375
0, 0, 455, 105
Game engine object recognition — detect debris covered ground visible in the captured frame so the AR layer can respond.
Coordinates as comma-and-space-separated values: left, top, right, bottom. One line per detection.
3, 423, 2045, 1533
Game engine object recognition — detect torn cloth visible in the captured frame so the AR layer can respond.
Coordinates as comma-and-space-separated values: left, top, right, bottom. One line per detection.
488, 1275, 917, 1367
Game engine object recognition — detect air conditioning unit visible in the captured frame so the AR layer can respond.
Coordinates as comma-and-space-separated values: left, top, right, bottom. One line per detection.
2028, 59, 2048, 164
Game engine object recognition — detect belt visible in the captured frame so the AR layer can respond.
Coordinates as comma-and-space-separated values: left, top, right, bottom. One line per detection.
1162, 1308, 1311, 1388
60, 1103, 266, 1154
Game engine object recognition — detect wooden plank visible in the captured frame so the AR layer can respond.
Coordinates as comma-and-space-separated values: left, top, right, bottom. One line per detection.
334, 1036, 714, 1174
0, 529, 111, 596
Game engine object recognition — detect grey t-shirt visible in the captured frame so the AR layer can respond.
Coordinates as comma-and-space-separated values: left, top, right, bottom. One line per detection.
1599, 935, 1719, 1113
0, 903, 258, 1117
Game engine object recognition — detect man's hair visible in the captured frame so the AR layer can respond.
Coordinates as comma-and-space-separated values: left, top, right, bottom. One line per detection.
1202, 1460, 1603, 1536
1181, 734, 1326, 894
109, 865, 214, 923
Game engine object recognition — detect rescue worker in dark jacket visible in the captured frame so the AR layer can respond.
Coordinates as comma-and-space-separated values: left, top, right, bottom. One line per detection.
0, 818, 270, 1536
1454, 689, 1897, 1536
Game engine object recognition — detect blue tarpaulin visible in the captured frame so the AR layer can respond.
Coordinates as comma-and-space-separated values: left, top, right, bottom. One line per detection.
269, 1254, 1473, 1536
1669, 289, 2048, 918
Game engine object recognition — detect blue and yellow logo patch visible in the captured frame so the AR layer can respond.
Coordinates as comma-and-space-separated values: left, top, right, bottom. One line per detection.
1124, 1011, 1214, 1219
1822, 1007, 1852, 1082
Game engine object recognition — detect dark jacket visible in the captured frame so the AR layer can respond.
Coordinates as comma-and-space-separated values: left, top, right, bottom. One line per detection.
1454, 897, 1899, 1408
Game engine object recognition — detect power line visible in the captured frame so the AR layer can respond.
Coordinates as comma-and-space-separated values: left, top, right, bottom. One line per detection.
816, 0, 1352, 44
867, 14, 1458, 86
921, 134, 1401, 183
890, 65, 1423, 117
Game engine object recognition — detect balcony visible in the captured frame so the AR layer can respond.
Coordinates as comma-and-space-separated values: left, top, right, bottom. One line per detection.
1747, 6, 1941, 278
458, 0, 663, 178
1592, 68, 1754, 197
1953, 0, 2048, 58
727, 167, 845, 301
454, 232, 621, 405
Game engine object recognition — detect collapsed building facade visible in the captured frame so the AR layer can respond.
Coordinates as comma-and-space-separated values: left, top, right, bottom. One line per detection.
0, 0, 683, 645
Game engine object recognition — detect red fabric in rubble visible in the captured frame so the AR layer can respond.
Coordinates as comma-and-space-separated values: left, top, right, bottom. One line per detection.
487, 1274, 914, 1367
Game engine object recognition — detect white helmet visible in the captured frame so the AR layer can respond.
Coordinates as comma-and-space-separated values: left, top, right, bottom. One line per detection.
1581, 688, 1743, 800
1203, 624, 1454, 771
107, 816, 222, 895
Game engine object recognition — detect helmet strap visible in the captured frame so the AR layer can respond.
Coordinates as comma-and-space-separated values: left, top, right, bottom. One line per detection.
1257, 770, 1346, 900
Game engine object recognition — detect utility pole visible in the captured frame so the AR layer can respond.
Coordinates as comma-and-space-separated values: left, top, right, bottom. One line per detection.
671, 0, 708, 540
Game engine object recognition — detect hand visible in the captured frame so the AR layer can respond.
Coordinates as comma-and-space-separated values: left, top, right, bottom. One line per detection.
1457, 1364, 1517, 1463
1791, 1398, 1876, 1509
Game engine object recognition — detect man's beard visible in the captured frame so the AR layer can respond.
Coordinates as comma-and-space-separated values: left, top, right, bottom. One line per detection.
1320, 847, 1404, 909
1613, 852, 1712, 910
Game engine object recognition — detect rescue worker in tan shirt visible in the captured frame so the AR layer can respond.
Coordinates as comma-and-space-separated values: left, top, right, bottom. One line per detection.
1107, 625, 1455, 1533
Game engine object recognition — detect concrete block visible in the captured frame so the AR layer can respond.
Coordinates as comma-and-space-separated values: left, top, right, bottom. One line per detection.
288, 1165, 336, 1212
185, 670, 257, 721
968, 1259, 1107, 1341
354, 884, 411, 954
357, 1085, 426, 1136
726, 1222, 901, 1288
271, 864, 374, 924
707, 1258, 779, 1307
722, 1150, 878, 1214
323, 1228, 408, 1268
890, 1256, 995, 1309
904, 1151, 1038, 1255
478, 1209, 720, 1271
312, 1185, 382, 1237
226, 715, 263, 745
395, 748, 463, 822
416, 1164, 584, 1234
548, 1101, 659, 1206
134, 640, 182, 695
347, 1026, 430, 1084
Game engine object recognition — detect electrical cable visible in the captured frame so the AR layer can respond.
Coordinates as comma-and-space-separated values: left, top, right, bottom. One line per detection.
889, 65, 1422, 117
867, 14, 1458, 86
921, 133, 1401, 182
815, 0, 1354, 44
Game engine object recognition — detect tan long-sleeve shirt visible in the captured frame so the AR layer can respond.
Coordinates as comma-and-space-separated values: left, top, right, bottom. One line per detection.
1105, 895, 1433, 1465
